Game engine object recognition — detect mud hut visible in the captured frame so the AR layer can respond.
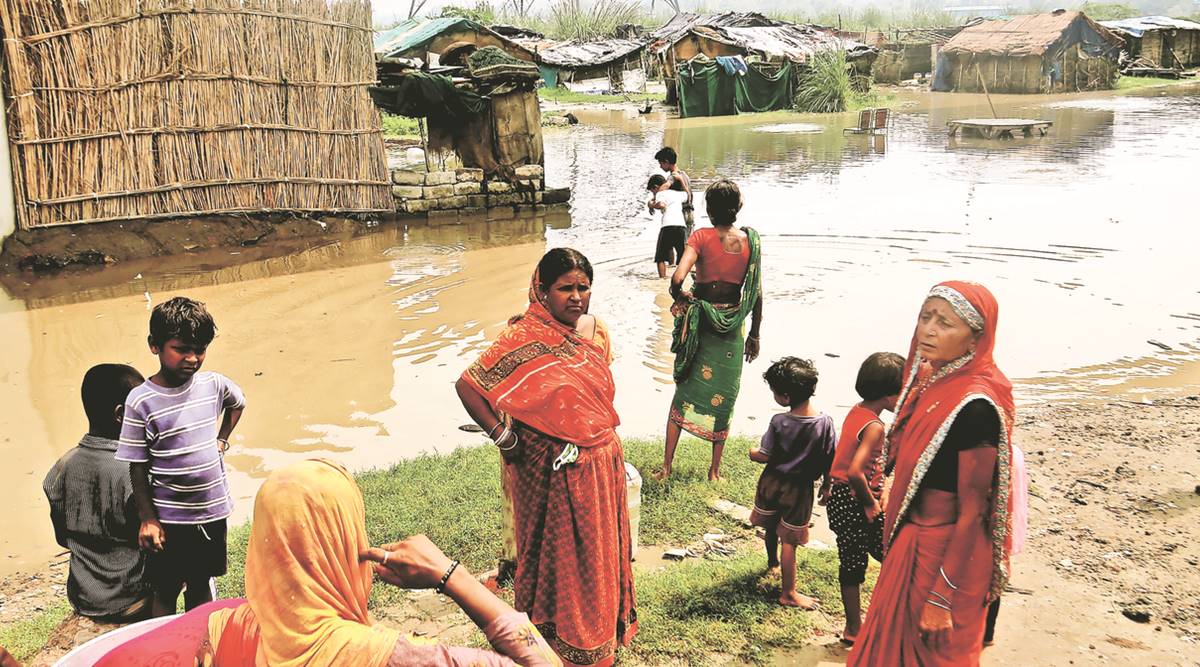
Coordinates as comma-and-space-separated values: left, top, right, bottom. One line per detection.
1099, 16, 1200, 69
374, 16, 535, 64
649, 12, 875, 112
369, 52, 543, 178
536, 38, 650, 93
0, 0, 392, 231
933, 11, 1124, 93
873, 26, 967, 84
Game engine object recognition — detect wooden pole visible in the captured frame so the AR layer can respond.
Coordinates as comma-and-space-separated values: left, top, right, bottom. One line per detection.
975, 62, 997, 119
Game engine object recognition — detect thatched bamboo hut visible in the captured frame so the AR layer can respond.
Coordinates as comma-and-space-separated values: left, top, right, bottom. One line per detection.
933, 11, 1124, 93
1100, 16, 1200, 69
0, 0, 393, 231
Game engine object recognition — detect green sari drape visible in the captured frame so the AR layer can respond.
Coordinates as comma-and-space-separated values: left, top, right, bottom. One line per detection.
669, 228, 762, 441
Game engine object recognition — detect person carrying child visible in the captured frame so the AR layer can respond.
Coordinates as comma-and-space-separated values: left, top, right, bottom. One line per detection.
646, 174, 689, 278
654, 147, 694, 236
44, 364, 152, 621
824, 352, 904, 646
748, 357, 836, 609
116, 296, 246, 617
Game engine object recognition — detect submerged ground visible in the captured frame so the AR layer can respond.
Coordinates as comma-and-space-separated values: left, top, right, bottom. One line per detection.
2, 82, 1199, 664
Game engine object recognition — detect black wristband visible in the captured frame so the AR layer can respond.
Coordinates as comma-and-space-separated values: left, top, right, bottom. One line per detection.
436, 559, 460, 594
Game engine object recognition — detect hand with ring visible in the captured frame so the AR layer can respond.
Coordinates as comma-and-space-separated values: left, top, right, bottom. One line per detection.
360, 534, 458, 590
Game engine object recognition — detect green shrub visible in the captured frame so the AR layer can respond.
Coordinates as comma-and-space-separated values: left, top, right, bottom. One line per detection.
794, 50, 853, 113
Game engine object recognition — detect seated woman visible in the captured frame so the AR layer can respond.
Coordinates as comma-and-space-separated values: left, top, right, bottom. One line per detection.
86, 459, 561, 667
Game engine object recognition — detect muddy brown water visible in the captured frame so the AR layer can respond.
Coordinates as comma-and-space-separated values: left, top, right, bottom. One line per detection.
3, 86, 1199, 575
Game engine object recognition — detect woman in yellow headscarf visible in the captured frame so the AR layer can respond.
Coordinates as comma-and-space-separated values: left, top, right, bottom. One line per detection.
90, 459, 560, 666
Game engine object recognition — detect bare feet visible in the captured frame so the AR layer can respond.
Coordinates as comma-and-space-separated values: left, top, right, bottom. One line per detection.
652, 469, 671, 482
766, 564, 781, 576
779, 591, 820, 610
707, 471, 724, 482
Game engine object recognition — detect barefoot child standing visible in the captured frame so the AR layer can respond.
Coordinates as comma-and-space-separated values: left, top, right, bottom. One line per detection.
749, 357, 836, 609
825, 352, 904, 645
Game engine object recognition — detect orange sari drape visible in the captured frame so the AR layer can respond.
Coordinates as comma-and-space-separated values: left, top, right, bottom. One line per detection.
849, 281, 1019, 667
461, 285, 637, 667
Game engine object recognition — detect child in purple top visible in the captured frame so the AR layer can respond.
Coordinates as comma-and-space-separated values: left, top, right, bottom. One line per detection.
116, 296, 245, 617
748, 357, 836, 610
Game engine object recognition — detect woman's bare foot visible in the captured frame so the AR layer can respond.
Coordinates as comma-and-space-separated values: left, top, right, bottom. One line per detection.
779, 591, 820, 610
707, 471, 724, 482
652, 468, 671, 482
765, 564, 781, 576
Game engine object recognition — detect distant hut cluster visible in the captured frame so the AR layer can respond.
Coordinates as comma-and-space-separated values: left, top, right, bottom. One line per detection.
1100, 16, 1200, 73
932, 11, 1125, 94
647, 12, 877, 117
871, 26, 969, 84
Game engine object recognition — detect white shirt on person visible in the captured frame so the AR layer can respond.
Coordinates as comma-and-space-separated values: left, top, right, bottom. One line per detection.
649, 189, 689, 228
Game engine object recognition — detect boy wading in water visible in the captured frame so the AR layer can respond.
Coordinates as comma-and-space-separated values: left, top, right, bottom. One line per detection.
748, 357, 836, 609
647, 174, 689, 278
825, 352, 903, 645
117, 297, 246, 616
654, 147, 693, 236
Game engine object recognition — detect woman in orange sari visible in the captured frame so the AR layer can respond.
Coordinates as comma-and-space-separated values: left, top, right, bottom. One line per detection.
848, 281, 1022, 667
455, 248, 637, 667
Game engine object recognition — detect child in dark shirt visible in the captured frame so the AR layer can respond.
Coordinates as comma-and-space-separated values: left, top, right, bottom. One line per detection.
749, 357, 837, 609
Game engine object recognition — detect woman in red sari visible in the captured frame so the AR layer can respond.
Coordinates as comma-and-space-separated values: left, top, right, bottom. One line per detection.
849, 281, 1023, 667
455, 248, 637, 667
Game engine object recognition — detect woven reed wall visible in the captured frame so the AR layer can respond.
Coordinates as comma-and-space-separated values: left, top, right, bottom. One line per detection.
0, 0, 391, 229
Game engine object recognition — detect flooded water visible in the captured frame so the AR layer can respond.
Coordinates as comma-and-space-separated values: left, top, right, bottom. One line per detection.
4, 84, 1200, 574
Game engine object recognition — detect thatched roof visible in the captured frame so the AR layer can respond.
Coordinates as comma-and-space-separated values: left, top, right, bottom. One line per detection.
649, 12, 870, 63
941, 11, 1123, 57
1099, 15, 1200, 38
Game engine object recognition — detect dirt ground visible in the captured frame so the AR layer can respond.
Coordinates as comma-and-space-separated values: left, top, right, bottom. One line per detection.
6, 396, 1199, 665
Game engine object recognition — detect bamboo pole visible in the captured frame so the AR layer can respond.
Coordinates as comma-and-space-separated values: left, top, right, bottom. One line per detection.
974, 62, 997, 119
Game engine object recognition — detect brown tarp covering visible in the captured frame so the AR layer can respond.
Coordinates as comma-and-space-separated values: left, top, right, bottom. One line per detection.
942, 11, 1123, 57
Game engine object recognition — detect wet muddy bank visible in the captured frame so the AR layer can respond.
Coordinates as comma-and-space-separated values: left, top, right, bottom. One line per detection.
0, 213, 380, 273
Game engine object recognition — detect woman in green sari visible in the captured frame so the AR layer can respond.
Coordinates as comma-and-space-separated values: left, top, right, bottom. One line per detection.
654, 179, 763, 482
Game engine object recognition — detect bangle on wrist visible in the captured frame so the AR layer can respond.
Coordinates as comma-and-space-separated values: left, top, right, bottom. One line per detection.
497, 430, 519, 451
486, 422, 505, 439
939, 566, 958, 591
217, 438, 230, 452
925, 597, 952, 612
436, 559, 460, 594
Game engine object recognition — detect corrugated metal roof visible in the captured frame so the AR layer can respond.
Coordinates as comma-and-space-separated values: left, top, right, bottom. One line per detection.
373, 17, 535, 60
537, 38, 647, 68
374, 17, 476, 57
941, 11, 1122, 56
1099, 15, 1200, 38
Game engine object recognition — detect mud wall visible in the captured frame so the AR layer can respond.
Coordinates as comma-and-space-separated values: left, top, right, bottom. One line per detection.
940, 48, 1117, 94
873, 42, 936, 83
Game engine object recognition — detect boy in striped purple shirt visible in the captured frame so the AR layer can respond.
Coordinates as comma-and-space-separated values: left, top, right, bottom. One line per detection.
116, 296, 245, 617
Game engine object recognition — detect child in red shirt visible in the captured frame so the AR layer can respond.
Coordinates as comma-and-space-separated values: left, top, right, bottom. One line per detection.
825, 352, 904, 645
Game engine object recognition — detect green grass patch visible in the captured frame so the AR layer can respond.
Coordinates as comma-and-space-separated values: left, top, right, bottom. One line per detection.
539, 87, 665, 105
1116, 75, 1200, 91
381, 112, 420, 138
0, 599, 72, 662
628, 550, 845, 665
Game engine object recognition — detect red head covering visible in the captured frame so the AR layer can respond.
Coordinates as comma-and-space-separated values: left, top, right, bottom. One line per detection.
881, 280, 1018, 599
460, 266, 618, 447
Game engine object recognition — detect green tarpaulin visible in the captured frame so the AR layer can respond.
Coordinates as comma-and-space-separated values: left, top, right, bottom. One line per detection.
676, 61, 795, 118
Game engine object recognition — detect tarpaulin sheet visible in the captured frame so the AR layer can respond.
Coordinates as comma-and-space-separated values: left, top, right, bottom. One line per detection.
368, 72, 486, 121
677, 61, 793, 118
